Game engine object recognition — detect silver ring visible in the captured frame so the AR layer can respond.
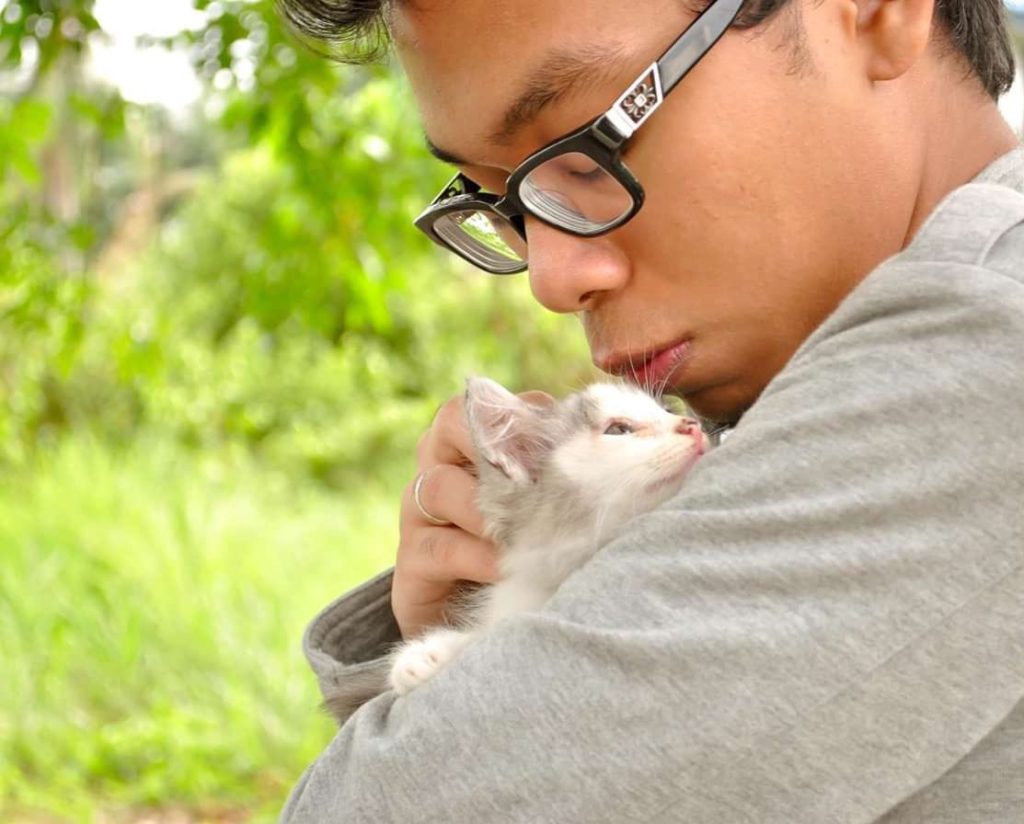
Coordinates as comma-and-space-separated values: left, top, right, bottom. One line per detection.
413, 470, 451, 526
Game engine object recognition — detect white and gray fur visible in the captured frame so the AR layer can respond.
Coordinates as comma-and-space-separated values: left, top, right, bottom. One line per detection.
324, 377, 707, 723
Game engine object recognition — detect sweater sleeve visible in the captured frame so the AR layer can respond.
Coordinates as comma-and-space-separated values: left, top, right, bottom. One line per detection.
301, 568, 401, 704
281, 191, 1024, 824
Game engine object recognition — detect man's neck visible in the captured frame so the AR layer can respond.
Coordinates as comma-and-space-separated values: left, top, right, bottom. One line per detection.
904, 91, 1019, 246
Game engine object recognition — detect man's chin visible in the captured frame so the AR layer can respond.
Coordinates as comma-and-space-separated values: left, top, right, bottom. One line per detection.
677, 382, 752, 427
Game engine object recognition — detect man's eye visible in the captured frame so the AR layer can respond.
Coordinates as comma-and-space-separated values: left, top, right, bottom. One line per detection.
551, 157, 603, 182
603, 420, 634, 436
569, 165, 604, 182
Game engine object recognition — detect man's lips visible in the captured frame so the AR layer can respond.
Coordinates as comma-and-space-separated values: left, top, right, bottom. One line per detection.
598, 340, 693, 388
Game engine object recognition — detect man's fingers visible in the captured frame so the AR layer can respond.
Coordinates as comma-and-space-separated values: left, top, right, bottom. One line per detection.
398, 527, 501, 585
394, 389, 553, 637
417, 395, 476, 467
403, 464, 486, 536
396, 388, 554, 638
416, 390, 553, 467
519, 390, 555, 408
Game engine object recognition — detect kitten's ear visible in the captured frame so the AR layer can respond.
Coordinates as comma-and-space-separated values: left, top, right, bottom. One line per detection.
465, 377, 548, 484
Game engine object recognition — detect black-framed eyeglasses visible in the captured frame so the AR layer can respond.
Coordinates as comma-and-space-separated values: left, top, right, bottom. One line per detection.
413, 0, 744, 274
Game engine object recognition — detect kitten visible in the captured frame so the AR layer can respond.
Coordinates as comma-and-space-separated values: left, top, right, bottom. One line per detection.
324, 377, 709, 723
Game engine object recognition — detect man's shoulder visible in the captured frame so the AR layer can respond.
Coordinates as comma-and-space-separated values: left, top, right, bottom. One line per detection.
897, 142, 1024, 283
896, 179, 1024, 283
783, 178, 1024, 405
822, 178, 1024, 347
980, 188, 1024, 283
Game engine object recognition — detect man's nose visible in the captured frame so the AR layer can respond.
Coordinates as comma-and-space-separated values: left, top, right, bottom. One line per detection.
524, 218, 630, 313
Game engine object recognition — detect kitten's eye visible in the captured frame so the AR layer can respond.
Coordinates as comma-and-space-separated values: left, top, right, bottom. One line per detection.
603, 420, 634, 436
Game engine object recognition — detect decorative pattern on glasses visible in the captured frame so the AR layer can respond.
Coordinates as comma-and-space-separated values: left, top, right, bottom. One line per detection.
620, 66, 663, 124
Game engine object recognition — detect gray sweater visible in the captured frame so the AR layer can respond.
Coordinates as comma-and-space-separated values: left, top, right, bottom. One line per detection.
281, 149, 1024, 823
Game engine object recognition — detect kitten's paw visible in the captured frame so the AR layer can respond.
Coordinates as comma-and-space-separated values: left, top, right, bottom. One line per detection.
389, 631, 466, 696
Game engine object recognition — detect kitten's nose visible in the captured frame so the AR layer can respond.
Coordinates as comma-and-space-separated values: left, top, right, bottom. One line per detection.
675, 419, 702, 439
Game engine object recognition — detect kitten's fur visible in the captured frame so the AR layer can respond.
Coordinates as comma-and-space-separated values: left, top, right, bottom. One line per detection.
323, 377, 708, 723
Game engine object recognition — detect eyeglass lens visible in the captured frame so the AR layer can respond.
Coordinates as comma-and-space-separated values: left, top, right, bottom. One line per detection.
432, 154, 634, 271
433, 209, 528, 273
520, 153, 634, 235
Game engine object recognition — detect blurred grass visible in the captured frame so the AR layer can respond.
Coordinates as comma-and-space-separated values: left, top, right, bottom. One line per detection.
0, 433, 402, 822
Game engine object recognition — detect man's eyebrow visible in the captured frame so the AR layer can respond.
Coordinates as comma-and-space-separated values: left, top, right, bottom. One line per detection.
422, 43, 628, 166
490, 44, 627, 146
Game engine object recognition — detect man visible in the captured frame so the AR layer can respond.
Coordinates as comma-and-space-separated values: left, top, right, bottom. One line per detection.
278, 1, 1024, 821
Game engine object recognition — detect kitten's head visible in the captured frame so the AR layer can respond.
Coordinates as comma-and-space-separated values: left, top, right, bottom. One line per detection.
465, 378, 708, 548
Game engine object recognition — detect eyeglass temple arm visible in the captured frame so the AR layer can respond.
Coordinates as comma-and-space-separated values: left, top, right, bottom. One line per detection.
598, 0, 745, 144
659, 0, 745, 93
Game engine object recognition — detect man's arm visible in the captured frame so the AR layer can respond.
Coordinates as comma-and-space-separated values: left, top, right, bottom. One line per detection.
282, 252, 1024, 823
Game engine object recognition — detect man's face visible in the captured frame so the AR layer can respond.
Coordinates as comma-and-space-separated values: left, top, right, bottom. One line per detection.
393, 0, 918, 421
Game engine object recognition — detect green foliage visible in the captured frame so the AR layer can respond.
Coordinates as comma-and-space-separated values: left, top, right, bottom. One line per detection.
0, 0, 590, 477
0, 97, 52, 185
0, 0, 125, 209
50, 75, 587, 483
0, 0, 593, 818
145, 74, 441, 344
0, 434, 398, 821
0, 208, 90, 463
0, 0, 100, 80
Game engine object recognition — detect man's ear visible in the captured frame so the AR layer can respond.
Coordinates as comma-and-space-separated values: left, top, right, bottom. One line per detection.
849, 0, 935, 82
464, 377, 548, 484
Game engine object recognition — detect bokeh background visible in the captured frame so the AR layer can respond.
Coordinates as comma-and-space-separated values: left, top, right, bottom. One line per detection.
2, 2, 1023, 821
0, 1, 592, 821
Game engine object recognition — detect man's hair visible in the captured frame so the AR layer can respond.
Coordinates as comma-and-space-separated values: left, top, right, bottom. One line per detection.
277, 0, 1016, 99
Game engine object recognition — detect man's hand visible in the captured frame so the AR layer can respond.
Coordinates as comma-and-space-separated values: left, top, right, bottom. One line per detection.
393, 389, 553, 639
